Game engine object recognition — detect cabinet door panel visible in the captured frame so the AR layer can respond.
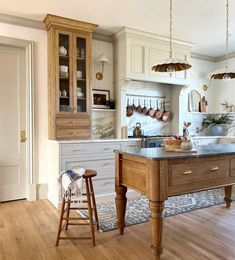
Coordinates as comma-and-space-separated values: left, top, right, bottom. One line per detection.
130, 43, 145, 74
148, 47, 171, 77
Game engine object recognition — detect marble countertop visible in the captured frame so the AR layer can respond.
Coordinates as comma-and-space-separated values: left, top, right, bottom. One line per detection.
116, 144, 235, 160
54, 138, 141, 144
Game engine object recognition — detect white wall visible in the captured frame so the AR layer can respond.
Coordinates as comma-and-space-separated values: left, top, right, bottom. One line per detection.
92, 39, 113, 99
210, 57, 235, 113
0, 23, 48, 187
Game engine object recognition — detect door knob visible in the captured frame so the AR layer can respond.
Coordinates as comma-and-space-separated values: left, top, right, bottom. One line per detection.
21, 130, 27, 142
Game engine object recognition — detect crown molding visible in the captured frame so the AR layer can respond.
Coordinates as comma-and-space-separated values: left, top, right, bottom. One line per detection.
190, 52, 216, 62
0, 13, 45, 30
93, 32, 113, 43
216, 52, 235, 62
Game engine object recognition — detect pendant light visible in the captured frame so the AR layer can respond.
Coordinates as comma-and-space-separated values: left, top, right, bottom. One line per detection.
208, 0, 235, 80
152, 0, 191, 73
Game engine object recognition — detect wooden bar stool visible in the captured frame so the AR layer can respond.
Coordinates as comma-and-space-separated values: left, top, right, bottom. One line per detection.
55, 169, 99, 246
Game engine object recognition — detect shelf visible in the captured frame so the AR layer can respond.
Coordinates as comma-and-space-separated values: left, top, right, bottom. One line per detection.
60, 96, 69, 99
92, 108, 116, 112
77, 78, 86, 81
76, 57, 85, 61
59, 77, 69, 80
77, 97, 86, 100
59, 55, 69, 59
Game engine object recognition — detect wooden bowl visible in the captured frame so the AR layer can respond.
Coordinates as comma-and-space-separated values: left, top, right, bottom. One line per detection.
163, 139, 182, 149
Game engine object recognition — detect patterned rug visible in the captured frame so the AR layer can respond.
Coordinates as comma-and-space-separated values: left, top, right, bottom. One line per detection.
83, 188, 235, 232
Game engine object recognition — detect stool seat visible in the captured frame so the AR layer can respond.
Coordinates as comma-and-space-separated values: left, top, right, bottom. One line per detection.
55, 169, 99, 247
84, 169, 97, 178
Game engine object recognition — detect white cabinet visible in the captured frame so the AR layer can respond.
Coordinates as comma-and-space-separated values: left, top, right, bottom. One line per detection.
114, 27, 192, 84
218, 137, 235, 144
47, 140, 140, 208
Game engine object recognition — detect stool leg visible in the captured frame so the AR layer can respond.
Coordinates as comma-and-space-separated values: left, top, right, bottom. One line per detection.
65, 189, 71, 230
89, 177, 99, 231
55, 195, 66, 246
85, 178, 96, 246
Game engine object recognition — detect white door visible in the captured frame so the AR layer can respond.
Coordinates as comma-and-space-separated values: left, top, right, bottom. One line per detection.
0, 45, 27, 202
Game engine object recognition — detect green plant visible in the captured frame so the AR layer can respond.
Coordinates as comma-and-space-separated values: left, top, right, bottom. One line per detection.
201, 113, 233, 130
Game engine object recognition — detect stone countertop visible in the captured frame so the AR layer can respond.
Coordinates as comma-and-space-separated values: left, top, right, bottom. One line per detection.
51, 138, 141, 144
116, 144, 235, 160
191, 136, 235, 139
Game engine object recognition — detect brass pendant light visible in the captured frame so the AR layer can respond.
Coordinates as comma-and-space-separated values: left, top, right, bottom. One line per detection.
152, 0, 191, 73
208, 0, 235, 80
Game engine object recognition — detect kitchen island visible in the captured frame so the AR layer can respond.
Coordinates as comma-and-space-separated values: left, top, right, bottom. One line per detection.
115, 144, 235, 259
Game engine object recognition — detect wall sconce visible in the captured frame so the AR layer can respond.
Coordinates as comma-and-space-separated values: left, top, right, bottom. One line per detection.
95, 54, 110, 80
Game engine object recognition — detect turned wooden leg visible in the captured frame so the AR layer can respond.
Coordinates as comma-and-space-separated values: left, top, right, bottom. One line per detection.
224, 186, 233, 208
149, 200, 164, 260
115, 185, 127, 235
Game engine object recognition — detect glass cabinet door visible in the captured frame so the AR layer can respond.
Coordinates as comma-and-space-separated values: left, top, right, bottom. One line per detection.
58, 32, 72, 113
75, 35, 88, 113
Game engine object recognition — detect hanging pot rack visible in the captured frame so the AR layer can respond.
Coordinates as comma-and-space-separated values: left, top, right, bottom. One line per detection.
126, 93, 166, 99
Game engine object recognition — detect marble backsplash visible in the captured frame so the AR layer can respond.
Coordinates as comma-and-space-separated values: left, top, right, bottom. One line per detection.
91, 110, 115, 139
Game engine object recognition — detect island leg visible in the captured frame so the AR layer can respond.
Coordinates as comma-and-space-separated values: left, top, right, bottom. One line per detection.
115, 185, 127, 235
224, 185, 233, 208
149, 200, 164, 260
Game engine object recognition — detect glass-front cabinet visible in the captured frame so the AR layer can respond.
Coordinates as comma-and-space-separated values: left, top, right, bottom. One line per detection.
44, 14, 97, 140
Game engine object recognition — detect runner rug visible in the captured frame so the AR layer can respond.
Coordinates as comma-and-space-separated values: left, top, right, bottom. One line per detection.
82, 188, 235, 232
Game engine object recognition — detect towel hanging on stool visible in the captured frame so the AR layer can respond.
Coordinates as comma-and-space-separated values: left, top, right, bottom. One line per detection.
58, 168, 85, 197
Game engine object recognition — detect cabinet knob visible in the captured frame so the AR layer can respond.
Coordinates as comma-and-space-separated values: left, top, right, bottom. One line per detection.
182, 170, 192, 175
209, 166, 219, 172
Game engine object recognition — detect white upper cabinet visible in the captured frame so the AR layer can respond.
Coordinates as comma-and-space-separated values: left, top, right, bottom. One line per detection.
114, 27, 193, 85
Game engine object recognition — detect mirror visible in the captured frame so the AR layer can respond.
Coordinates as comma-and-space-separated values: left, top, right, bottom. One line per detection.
188, 90, 201, 112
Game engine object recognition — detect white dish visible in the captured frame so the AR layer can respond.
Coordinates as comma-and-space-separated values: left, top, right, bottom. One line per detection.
60, 65, 68, 73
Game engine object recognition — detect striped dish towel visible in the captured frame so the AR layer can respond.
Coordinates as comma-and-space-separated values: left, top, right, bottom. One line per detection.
58, 168, 85, 197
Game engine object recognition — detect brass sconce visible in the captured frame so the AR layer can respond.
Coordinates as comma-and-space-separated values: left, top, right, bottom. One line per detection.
95, 54, 110, 80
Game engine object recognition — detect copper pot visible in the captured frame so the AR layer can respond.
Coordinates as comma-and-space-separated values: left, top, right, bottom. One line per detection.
155, 100, 163, 119
126, 98, 133, 117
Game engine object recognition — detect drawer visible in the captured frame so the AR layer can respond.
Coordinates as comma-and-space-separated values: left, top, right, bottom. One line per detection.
170, 159, 229, 186
56, 117, 90, 127
121, 141, 141, 149
56, 128, 90, 139
62, 158, 115, 180
60, 143, 121, 156
231, 159, 235, 177
93, 178, 115, 196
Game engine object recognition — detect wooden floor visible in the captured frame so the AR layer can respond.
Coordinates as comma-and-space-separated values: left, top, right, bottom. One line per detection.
0, 199, 235, 260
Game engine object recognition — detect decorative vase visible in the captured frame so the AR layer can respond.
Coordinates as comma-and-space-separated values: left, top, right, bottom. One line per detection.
206, 124, 228, 136
59, 46, 67, 56
181, 140, 193, 150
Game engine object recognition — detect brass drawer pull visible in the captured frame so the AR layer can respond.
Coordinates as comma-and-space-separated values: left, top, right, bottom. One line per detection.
182, 170, 192, 175
70, 132, 78, 135
70, 121, 77, 123
103, 162, 111, 166
73, 149, 80, 153
209, 166, 219, 172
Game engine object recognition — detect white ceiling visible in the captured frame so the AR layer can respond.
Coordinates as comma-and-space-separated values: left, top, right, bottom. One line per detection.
1, 0, 235, 57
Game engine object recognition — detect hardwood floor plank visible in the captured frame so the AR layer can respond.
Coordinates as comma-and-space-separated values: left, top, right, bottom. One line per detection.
0, 199, 235, 260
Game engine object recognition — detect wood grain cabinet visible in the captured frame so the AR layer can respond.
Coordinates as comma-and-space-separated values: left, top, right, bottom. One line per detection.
44, 14, 97, 140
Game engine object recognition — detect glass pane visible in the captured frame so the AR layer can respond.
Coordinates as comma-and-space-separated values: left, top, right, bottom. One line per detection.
76, 36, 86, 112
59, 34, 70, 112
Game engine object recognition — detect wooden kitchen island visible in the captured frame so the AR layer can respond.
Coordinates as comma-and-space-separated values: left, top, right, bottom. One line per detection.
115, 144, 235, 259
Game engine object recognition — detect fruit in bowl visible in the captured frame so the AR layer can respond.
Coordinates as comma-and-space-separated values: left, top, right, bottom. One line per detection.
163, 136, 183, 149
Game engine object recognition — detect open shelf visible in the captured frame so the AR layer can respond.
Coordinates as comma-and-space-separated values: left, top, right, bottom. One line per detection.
92, 108, 116, 112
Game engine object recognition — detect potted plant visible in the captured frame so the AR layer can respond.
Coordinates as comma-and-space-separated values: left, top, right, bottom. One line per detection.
201, 113, 233, 136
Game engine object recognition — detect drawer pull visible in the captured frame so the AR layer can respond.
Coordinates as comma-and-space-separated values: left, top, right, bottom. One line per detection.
73, 149, 80, 153
103, 148, 110, 151
70, 121, 77, 124
182, 170, 192, 175
103, 162, 111, 166
209, 166, 219, 172
103, 181, 111, 186
71, 132, 78, 135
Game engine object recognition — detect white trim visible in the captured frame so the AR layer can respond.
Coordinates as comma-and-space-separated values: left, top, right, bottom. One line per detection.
0, 13, 45, 30
0, 36, 35, 200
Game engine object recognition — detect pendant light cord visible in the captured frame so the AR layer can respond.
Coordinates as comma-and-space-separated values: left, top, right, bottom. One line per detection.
226, 0, 229, 69
169, 0, 173, 59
